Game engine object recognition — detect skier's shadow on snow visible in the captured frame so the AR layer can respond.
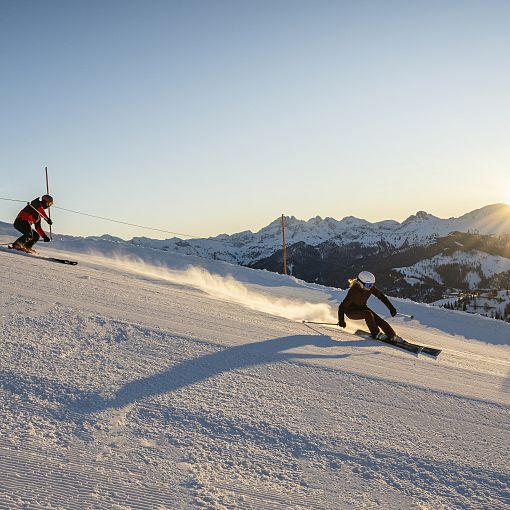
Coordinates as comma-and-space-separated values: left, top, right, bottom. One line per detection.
88, 334, 374, 412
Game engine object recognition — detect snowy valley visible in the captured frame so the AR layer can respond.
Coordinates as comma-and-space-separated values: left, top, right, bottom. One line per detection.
0, 230, 509, 509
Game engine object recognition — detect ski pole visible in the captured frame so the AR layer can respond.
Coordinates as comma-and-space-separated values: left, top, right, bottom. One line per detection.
396, 312, 414, 320
301, 320, 339, 326
45, 166, 52, 240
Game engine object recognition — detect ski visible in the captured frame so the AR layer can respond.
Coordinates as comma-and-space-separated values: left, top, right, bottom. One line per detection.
354, 329, 441, 357
5, 245, 78, 266
43, 256, 78, 266
418, 345, 442, 357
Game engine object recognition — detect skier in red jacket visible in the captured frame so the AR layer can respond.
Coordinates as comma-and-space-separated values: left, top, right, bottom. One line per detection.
12, 195, 54, 253
338, 271, 398, 340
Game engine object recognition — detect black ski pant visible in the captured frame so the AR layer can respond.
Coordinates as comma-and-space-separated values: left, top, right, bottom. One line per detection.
13, 218, 40, 248
346, 307, 395, 338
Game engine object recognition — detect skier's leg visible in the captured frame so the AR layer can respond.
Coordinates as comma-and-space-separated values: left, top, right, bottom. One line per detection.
13, 219, 34, 248
24, 231, 40, 249
346, 309, 379, 337
373, 312, 396, 338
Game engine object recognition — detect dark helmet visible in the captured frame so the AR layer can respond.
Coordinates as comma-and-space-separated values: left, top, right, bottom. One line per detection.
41, 195, 54, 207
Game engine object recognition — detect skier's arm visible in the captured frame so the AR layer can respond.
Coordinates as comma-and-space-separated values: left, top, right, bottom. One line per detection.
337, 305, 346, 327
372, 287, 396, 316
34, 220, 47, 239
337, 290, 353, 327
36, 205, 51, 223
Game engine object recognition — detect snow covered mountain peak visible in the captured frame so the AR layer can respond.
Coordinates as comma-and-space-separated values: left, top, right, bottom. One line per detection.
339, 215, 371, 227
462, 202, 510, 216
457, 203, 510, 223
403, 211, 438, 223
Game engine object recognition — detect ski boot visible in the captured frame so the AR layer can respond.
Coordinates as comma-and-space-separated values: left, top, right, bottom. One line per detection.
11, 242, 36, 254
11, 242, 28, 252
386, 333, 406, 344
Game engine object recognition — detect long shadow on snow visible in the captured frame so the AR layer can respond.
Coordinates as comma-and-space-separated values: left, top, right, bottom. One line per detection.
87, 334, 370, 412
82, 323, 509, 509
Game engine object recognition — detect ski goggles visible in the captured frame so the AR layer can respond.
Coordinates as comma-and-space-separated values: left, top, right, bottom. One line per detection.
359, 280, 374, 289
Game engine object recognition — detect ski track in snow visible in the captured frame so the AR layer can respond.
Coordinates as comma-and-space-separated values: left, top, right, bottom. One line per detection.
0, 242, 509, 510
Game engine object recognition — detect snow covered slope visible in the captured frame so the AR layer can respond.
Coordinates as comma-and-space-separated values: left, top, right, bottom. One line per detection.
396, 249, 510, 289
0, 236, 509, 509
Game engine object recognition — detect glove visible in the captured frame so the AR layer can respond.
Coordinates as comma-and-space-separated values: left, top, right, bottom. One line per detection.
46, 218, 53, 226
338, 319, 346, 328
389, 306, 397, 317
43, 235, 50, 243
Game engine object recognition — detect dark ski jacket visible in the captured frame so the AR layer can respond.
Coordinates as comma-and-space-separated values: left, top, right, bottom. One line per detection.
16, 198, 51, 238
338, 284, 396, 323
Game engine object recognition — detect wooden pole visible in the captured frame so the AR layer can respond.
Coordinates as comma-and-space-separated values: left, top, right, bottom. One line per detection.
281, 214, 287, 275
45, 166, 52, 239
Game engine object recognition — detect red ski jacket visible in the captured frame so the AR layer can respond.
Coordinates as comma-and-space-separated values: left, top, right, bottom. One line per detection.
17, 199, 51, 238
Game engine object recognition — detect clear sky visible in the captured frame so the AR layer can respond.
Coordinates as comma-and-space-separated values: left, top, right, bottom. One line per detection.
1, 0, 509, 240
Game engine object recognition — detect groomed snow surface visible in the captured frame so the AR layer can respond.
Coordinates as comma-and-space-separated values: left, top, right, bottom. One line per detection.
1, 238, 509, 510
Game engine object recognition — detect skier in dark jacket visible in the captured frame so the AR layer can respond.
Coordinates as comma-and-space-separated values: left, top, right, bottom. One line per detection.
338, 271, 398, 340
12, 195, 54, 253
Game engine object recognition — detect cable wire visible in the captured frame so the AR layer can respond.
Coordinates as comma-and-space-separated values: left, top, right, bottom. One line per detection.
53, 206, 200, 238
0, 197, 25, 204
0, 196, 204, 239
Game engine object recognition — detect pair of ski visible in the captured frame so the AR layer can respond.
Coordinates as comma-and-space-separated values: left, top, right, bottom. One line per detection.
353, 329, 441, 357
302, 321, 441, 357
4, 244, 78, 266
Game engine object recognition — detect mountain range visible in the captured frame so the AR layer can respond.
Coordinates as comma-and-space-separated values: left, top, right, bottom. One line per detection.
125, 203, 510, 265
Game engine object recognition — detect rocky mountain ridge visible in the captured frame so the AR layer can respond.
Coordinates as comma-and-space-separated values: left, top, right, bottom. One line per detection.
128, 203, 510, 265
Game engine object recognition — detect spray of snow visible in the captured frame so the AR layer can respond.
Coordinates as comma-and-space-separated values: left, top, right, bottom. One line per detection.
85, 253, 339, 324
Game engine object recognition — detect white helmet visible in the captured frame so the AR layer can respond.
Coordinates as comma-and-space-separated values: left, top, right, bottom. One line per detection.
357, 271, 375, 289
